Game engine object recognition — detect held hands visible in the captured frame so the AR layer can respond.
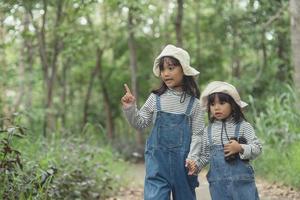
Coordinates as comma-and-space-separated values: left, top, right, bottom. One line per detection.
185, 159, 198, 175
121, 84, 136, 109
224, 139, 243, 157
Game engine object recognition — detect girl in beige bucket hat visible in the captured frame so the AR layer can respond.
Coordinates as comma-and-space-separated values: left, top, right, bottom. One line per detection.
186, 81, 262, 200
153, 44, 200, 77
121, 44, 205, 200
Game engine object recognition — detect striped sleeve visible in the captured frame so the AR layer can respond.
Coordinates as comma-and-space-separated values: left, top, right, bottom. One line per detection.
122, 93, 155, 130
187, 127, 210, 172
239, 121, 262, 160
187, 107, 209, 172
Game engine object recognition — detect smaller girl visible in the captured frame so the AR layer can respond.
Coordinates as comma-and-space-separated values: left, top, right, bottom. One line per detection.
186, 81, 262, 200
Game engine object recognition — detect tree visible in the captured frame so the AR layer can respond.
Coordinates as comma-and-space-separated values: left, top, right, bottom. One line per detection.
175, 0, 183, 47
27, 0, 64, 135
127, 5, 144, 150
194, 0, 201, 68
0, 10, 8, 126
290, 0, 300, 95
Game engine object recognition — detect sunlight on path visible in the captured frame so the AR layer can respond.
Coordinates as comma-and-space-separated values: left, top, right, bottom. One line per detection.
126, 163, 212, 199
107, 163, 300, 200
106, 162, 211, 200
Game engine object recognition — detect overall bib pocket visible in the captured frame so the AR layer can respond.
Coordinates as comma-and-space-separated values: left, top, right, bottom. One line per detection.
158, 124, 183, 148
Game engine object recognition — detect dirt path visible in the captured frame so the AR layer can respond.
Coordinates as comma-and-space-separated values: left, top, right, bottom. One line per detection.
107, 163, 300, 200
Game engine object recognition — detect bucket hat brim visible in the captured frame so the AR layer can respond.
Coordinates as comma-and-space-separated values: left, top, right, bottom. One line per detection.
153, 44, 200, 77
200, 81, 248, 109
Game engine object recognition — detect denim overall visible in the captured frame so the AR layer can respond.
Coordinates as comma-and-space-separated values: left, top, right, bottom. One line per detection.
144, 95, 199, 200
206, 122, 259, 200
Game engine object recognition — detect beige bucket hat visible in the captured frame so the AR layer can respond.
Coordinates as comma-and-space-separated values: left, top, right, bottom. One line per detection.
200, 81, 248, 109
153, 44, 200, 77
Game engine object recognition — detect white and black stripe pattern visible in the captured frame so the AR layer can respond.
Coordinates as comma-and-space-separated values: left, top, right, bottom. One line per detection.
123, 89, 206, 142
188, 118, 263, 171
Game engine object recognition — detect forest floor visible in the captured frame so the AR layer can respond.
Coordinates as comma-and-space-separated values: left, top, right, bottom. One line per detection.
106, 162, 300, 200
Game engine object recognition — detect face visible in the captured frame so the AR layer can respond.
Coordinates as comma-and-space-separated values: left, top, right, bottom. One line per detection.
210, 95, 232, 120
160, 57, 184, 91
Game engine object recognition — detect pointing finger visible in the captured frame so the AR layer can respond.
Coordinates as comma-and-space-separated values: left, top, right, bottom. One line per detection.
124, 84, 132, 94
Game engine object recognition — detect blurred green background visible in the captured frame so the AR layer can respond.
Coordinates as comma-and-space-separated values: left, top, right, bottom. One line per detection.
1, 0, 300, 199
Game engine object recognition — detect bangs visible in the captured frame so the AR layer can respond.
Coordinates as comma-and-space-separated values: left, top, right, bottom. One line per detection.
208, 92, 232, 105
158, 56, 181, 71
207, 92, 246, 123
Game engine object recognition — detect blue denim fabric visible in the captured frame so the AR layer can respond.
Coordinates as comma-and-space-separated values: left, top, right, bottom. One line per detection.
206, 123, 260, 200
144, 95, 199, 200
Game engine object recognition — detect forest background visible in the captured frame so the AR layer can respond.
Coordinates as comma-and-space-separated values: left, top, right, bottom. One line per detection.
1, 0, 300, 199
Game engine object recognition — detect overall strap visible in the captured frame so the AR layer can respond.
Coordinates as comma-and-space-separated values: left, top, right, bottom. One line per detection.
155, 95, 161, 111
185, 97, 195, 115
234, 121, 241, 138
208, 124, 212, 146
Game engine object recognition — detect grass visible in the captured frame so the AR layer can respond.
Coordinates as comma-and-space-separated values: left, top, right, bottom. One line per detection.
0, 125, 129, 199
250, 87, 300, 189
253, 142, 300, 188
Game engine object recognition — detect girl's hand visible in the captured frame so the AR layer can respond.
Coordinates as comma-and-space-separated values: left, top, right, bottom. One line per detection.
185, 159, 198, 175
224, 140, 242, 157
121, 84, 136, 109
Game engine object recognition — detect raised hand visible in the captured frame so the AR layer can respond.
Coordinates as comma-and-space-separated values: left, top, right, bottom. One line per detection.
185, 159, 198, 175
121, 83, 136, 109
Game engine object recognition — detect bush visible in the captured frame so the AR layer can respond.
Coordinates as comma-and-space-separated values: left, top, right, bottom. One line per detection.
0, 116, 128, 199
251, 85, 300, 188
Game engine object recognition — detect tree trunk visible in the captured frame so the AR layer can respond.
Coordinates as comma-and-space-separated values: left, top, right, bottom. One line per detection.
60, 61, 69, 127
231, 29, 241, 78
127, 9, 138, 102
194, 0, 201, 68
28, 0, 63, 136
128, 7, 143, 150
258, 30, 267, 78
175, 0, 183, 47
28, 1, 49, 136
229, 1, 241, 79
14, 46, 26, 113
44, 0, 63, 134
99, 78, 114, 140
290, 0, 300, 95
23, 13, 34, 110
276, 28, 289, 82
97, 48, 114, 139
83, 53, 101, 126
163, 0, 171, 44
0, 13, 9, 128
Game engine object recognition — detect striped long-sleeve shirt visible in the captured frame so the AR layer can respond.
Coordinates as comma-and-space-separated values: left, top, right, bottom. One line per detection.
187, 117, 263, 171
123, 89, 205, 152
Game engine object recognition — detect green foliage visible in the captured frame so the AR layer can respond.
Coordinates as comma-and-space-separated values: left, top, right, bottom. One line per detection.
0, 116, 128, 199
251, 85, 300, 188
39, 134, 125, 199
0, 0, 298, 191
252, 85, 300, 147
0, 115, 27, 199
253, 142, 300, 188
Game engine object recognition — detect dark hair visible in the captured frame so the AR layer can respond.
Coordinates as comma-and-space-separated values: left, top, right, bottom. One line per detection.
207, 92, 246, 123
151, 56, 200, 101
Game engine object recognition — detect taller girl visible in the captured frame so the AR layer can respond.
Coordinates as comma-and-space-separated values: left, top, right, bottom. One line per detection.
121, 44, 205, 200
